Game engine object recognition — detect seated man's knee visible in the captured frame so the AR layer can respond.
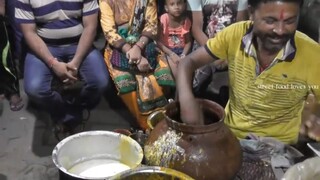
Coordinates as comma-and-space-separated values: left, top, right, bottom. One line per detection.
24, 79, 51, 102
86, 75, 109, 95
97, 71, 109, 91
85, 50, 110, 93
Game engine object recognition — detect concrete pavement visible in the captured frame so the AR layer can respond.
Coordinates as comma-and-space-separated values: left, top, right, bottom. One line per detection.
0, 80, 134, 180
0, 34, 137, 180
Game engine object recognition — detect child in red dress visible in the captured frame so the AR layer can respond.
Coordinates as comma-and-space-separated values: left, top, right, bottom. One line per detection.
157, 0, 192, 79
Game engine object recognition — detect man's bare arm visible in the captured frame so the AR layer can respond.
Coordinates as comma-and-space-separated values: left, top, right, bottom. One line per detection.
20, 23, 56, 66
191, 11, 208, 46
0, 0, 5, 16
69, 12, 98, 69
177, 46, 219, 125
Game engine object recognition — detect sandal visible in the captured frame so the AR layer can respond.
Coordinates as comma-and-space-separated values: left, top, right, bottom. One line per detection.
69, 109, 90, 135
9, 94, 24, 111
53, 122, 72, 141
53, 109, 91, 141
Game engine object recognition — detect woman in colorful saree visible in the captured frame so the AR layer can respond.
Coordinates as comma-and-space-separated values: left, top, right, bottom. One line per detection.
99, 0, 175, 130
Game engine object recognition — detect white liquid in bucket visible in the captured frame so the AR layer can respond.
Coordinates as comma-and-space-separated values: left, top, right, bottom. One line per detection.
68, 159, 130, 178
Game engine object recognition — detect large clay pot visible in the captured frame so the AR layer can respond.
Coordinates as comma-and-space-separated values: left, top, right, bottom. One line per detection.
144, 99, 242, 180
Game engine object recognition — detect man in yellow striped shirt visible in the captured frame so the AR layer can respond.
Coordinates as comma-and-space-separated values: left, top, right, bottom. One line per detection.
177, 0, 320, 144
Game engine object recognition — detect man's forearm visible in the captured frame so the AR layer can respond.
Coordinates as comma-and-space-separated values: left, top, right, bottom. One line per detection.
177, 46, 216, 125
177, 56, 196, 98
0, 0, 5, 16
72, 24, 97, 67
23, 30, 56, 66
191, 11, 208, 46
192, 28, 209, 46
177, 55, 201, 125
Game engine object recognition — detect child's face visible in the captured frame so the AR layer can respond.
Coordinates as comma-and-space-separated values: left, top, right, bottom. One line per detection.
165, 0, 186, 17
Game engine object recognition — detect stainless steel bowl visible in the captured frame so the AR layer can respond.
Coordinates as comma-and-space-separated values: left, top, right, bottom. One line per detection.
110, 166, 194, 180
52, 131, 143, 179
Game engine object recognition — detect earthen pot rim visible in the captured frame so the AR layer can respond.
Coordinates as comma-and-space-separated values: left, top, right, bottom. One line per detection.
164, 99, 226, 134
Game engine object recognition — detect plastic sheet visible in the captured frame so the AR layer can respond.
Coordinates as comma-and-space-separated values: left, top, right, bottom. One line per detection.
282, 157, 320, 180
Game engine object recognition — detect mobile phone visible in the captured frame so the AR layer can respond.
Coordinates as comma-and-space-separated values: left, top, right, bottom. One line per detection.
307, 142, 320, 157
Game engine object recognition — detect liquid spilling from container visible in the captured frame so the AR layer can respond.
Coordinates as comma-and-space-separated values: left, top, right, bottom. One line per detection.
68, 158, 130, 178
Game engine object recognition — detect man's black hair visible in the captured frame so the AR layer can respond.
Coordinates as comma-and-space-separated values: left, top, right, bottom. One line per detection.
248, 0, 304, 8
164, 0, 187, 4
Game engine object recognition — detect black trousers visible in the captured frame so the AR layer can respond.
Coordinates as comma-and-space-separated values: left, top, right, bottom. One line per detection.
0, 15, 20, 97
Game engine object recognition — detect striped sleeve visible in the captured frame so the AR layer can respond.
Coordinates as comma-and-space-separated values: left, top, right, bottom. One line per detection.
15, 0, 35, 24
83, 0, 99, 16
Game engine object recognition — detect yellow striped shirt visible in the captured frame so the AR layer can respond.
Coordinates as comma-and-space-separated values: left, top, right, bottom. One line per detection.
205, 21, 320, 144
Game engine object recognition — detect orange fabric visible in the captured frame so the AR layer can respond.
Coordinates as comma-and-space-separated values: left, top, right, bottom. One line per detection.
104, 48, 166, 130
120, 92, 149, 130
99, 0, 158, 48
135, 74, 163, 103
159, 13, 192, 48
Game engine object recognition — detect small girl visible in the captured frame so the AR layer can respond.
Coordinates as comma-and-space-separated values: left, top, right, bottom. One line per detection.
157, 0, 192, 79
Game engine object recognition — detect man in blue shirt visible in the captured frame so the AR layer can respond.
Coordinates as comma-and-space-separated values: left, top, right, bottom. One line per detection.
15, 0, 110, 140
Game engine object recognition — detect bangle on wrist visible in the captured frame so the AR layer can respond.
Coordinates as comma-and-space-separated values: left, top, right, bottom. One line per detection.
48, 57, 57, 69
135, 43, 143, 51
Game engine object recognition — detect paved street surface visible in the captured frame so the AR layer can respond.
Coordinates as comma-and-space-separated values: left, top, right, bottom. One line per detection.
0, 36, 136, 180
0, 81, 135, 180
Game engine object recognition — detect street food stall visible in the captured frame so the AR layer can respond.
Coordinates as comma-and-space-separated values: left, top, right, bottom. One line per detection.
52, 99, 320, 180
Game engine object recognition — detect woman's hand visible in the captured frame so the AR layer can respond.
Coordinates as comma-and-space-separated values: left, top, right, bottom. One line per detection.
137, 57, 152, 73
126, 45, 142, 64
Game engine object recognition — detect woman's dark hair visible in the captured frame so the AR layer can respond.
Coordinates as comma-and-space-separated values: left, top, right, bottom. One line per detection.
248, 0, 304, 8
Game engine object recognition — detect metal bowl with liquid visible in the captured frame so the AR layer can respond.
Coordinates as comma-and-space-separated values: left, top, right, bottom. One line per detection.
52, 131, 143, 180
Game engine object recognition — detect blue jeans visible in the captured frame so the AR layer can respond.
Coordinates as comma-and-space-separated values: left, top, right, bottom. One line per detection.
24, 45, 109, 123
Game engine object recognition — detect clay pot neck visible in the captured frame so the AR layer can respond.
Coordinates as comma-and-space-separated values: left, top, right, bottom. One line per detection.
165, 99, 225, 134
